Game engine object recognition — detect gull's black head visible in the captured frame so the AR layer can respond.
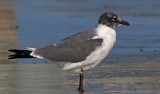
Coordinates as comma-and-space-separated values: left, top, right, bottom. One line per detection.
98, 12, 130, 28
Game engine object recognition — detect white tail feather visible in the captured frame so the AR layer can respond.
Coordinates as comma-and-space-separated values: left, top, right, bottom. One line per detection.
26, 47, 44, 59
27, 47, 36, 51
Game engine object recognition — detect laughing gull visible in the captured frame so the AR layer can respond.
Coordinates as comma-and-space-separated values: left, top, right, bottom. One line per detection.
8, 12, 129, 92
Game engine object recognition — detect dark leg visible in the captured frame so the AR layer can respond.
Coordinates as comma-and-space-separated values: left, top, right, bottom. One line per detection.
78, 68, 84, 92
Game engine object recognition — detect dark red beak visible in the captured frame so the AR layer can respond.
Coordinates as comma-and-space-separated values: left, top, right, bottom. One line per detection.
119, 20, 130, 26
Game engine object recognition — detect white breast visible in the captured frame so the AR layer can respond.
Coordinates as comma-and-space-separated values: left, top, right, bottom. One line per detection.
95, 24, 116, 60
60, 24, 116, 73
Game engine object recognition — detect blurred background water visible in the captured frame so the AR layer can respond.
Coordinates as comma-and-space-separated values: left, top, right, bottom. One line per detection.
0, 0, 160, 94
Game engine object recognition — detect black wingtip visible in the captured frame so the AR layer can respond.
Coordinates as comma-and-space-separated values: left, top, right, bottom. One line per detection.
8, 49, 18, 59
8, 55, 16, 59
8, 49, 35, 59
8, 49, 15, 52
8, 49, 26, 52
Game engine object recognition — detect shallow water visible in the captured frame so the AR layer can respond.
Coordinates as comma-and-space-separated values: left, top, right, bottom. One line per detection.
1, 0, 160, 94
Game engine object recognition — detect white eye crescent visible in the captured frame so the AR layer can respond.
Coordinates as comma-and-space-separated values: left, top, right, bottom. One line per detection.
112, 18, 117, 21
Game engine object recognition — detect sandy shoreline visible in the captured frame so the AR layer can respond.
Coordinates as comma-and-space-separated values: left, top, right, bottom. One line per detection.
0, 0, 17, 63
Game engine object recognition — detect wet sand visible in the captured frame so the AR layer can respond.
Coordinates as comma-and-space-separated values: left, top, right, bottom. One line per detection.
0, 62, 159, 94
0, 0, 17, 63
0, 0, 160, 94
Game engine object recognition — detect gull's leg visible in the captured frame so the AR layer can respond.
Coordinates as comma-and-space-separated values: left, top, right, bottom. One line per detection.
78, 68, 84, 92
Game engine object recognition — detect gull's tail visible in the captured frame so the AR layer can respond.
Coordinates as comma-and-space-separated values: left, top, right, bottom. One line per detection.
8, 49, 35, 59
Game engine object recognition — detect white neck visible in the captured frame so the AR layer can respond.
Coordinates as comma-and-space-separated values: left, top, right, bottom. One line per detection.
96, 24, 116, 38
97, 24, 114, 31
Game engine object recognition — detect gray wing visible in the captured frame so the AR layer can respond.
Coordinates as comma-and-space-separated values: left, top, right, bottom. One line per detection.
34, 30, 103, 63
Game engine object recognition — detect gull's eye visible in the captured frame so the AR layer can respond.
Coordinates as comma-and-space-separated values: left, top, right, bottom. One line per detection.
112, 18, 117, 22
